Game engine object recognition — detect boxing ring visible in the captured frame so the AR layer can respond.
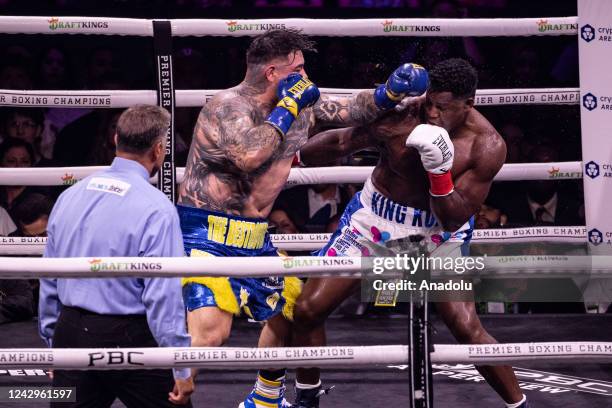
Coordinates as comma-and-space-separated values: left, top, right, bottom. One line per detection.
1, 13, 611, 408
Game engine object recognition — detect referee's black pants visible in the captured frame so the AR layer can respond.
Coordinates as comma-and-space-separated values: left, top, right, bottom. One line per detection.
51, 306, 192, 408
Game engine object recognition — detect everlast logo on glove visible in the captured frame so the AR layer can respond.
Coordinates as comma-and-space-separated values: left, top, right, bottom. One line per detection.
432, 134, 452, 162
288, 78, 314, 98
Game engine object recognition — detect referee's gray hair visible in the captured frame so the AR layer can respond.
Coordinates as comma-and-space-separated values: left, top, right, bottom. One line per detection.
116, 104, 170, 154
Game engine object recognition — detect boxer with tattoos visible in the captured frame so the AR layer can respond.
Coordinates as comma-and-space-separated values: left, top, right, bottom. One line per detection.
175, 28, 428, 408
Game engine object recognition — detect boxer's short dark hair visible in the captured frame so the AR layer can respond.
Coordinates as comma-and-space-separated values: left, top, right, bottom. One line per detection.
116, 104, 170, 154
429, 58, 478, 99
247, 28, 317, 66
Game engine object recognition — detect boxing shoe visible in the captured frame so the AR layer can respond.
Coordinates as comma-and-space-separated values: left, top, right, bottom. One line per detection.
292, 385, 334, 408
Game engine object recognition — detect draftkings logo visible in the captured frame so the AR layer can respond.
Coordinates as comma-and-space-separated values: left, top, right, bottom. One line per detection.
536, 19, 578, 33
226, 21, 286, 32
281, 257, 355, 269
381, 20, 440, 33
88, 259, 163, 272
61, 173, 78, 186
547, 167, 582, 179
48, 17, 109, 31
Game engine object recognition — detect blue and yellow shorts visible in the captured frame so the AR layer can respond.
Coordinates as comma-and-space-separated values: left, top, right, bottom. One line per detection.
177, 205, 301, 322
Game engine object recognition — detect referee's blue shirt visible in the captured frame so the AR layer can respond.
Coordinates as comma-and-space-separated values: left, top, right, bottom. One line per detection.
39, 157, 191, 379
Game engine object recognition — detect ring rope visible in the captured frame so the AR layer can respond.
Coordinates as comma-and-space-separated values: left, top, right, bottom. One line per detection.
0, 255, 607, 280
0, 162, 582, 187
0, 88, 579, 108
0, 226, 588, 255
0, 16, 578, 37
0, 342, 608, 370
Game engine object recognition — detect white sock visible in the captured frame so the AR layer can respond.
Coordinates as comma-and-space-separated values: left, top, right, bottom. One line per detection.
506, 394, 526, 408
296, 380, 322, 390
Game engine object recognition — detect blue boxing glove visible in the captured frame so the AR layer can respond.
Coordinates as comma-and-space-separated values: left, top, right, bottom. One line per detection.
374, 63, 429, 110
266, 73, 320, 138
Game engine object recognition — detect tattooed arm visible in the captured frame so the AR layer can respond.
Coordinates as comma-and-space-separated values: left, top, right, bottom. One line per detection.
312, 91, 384, 130
199, 95, 281, 173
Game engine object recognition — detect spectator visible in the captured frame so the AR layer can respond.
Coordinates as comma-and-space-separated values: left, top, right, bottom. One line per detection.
2, 108, 45, 163
37, 47, 71, 90
500, 144, 584, 226
474, 201, 507, 229
276, 184, 351, 233
0, 206, 17, 236
499, 122, 525, 163
8, 192, 53, 237
0, 279, 34, 325
269, 208, 299, 234
0, 59, 33, 90
53, 76, 129, 166
86, 109, 122, 166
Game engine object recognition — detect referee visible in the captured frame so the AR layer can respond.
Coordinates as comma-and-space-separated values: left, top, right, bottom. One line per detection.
39, 105, 194, 407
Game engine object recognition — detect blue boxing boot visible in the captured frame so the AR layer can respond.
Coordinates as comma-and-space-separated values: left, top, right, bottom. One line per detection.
239, 370, 292, 408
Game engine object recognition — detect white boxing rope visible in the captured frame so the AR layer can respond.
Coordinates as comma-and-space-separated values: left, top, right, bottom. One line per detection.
0, 256, 364, 279
0, 16, 152, 36
0, 345, 406, 370
0, 162, 582, 187
432, 342, 612, 365
0, 16, 577, 38
0, 88, 579, 108
0, 89, 157, 108
0, 342, 609, 370
0, 226, 587, 255
0, 255, 609, 280
172, 17, 578, 37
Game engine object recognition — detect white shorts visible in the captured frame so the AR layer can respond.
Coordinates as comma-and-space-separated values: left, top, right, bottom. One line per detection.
316, 177, 473, 258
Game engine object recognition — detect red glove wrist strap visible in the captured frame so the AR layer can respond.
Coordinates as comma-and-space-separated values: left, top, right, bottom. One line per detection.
428, 172, 454, 196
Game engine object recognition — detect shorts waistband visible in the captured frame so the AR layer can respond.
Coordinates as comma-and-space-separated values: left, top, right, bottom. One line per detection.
177, 205, 269, 250
360, 177, 440, 228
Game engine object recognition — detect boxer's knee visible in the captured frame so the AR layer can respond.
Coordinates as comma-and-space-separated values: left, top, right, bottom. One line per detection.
293, 296, 326, 330
191, 325, 230, 347
448, 317, 489, 344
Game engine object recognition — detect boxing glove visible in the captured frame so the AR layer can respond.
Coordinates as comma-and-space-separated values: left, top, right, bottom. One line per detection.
406, 124, 455, 196
374, 63, 428, 110
266, 73, 320, 138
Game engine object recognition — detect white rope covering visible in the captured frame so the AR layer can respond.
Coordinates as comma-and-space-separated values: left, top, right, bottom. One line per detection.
0, 227, 587, 255
0, 342, 608, 370
0, 162, 582, 187
0, 255, 608, 280
0, 16, 578, 37
0, 226, 587, 255
0, 88, 579, 108
0, 256, 363, 279
0, 16, 152, 36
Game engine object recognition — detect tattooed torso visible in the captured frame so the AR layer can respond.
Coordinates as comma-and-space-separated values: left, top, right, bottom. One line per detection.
178, 84, 314, 218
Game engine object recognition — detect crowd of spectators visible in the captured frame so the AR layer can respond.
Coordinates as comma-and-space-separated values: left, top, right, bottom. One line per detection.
0, 0, 596, 324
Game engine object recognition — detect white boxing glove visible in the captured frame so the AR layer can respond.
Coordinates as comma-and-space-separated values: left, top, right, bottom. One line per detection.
406, 124, 455, 196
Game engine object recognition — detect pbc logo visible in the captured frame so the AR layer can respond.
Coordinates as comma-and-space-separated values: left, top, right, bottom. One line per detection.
88, 351, 144, 367
585, 161, 600, 179
581, 24, 595, 42
588, 228, 603, 245
583, 93, 598, 111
